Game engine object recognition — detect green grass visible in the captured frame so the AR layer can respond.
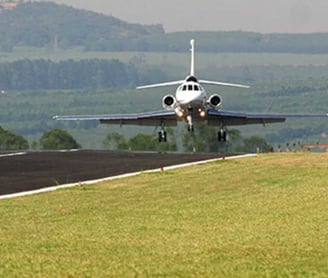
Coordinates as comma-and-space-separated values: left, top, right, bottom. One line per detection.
0, 153, 327, 277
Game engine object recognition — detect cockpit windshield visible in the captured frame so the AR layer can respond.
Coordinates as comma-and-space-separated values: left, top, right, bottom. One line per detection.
180, 83, 202, 91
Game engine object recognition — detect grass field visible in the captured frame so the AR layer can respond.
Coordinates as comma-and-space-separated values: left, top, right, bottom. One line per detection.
0, 153, 327, 277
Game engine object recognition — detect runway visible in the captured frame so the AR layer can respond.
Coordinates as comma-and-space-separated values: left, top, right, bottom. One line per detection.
0, 151, 221, 196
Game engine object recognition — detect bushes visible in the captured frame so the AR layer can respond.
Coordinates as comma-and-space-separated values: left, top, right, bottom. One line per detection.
0, 126, 29, 150
39, 129, 81, 150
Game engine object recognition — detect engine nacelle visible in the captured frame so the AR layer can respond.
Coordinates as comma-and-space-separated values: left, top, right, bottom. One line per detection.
162, 95, 177, 109
208, 94, 223, 108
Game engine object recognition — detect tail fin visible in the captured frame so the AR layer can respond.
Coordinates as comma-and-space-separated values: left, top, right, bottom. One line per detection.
190, 39, 195, 76
137, 39, 250, 90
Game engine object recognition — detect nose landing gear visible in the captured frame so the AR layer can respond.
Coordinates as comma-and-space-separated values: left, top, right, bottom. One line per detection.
187, 108, 194, 132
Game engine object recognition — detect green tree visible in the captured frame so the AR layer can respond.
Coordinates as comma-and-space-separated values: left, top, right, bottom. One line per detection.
225, 129, 243, 153
182, 124, 218, 153
240, 136, 273, 153
0, 126, 29, 150
40, 128, 81, 150
129, 132, 177, 152
129, 133, 157, 151
103, 132, 128, 150
104, 130, 177, 152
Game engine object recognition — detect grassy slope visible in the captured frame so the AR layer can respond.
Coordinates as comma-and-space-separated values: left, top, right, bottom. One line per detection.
0, 153, 327, 276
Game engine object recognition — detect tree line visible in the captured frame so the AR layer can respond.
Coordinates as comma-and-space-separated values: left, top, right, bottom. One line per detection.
0, 127, 80, 151
0, 59, 167, 90
0, 126, 272, 153
103, 125, 272, 153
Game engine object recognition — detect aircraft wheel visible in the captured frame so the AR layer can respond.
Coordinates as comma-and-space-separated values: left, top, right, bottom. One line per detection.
218, 130, 227, 142
218, 131, 222, 142
223, 130, 227, 142
163, 131, 167, 142
158, 131, 167, 143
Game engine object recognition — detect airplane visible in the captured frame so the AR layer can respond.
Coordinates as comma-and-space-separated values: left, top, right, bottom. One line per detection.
54, 39, 328, 142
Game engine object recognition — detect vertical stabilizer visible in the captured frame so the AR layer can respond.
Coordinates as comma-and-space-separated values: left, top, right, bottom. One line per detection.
190, 39, 195, 76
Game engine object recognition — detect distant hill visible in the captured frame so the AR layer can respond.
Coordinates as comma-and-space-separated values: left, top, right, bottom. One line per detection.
2, 2, 328, 53
0, 2, 164, 51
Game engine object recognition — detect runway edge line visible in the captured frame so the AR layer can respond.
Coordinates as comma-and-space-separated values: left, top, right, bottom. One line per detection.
0, 154, 256, 200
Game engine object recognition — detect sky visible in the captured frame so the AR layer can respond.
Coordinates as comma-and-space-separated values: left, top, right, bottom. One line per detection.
53, 0, 328, 33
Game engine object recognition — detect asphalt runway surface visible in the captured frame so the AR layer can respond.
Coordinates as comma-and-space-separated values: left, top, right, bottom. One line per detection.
0, 151, 220, 195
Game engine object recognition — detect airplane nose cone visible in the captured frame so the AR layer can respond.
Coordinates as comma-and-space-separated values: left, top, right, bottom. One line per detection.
176, 90, 205, 105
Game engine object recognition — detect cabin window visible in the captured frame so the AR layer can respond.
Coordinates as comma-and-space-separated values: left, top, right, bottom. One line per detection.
194, 85, 199, 91
182, 85, 187, 91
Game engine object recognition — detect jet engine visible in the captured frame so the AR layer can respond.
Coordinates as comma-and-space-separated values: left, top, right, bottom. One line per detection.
162, 95, 177, 109
208, 94, 223, 108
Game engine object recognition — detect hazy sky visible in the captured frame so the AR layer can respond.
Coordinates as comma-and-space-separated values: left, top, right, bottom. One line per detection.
54, 0, 328, 33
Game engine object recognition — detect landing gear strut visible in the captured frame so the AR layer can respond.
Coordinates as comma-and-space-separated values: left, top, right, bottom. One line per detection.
187, 108, 194, 132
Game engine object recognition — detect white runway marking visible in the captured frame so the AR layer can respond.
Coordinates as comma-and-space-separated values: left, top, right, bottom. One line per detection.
0, 152, 27, 158
0, 154, 256, 200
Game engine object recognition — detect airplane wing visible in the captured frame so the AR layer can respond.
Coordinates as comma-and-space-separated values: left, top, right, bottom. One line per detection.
54, 110, 178, 127
54, 109, 328, 128
207, 109, 328, 126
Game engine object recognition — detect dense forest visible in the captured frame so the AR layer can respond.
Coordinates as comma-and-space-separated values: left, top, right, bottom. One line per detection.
2, 2, 328, 53
2, 58, 328, 91
0, 58, 170, 90
0, 59, 139, 90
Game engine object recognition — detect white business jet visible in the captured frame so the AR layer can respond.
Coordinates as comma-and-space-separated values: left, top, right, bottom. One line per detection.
54, 39, 328, 142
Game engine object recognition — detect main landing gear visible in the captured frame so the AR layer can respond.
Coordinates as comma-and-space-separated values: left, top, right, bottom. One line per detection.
158, 130, 167, 142
158, 123, 167, 142
218, 129, 227, 142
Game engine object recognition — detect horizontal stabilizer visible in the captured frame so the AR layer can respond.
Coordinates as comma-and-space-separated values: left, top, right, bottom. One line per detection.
137, 80, 185, 89
200, 80, 250, 89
